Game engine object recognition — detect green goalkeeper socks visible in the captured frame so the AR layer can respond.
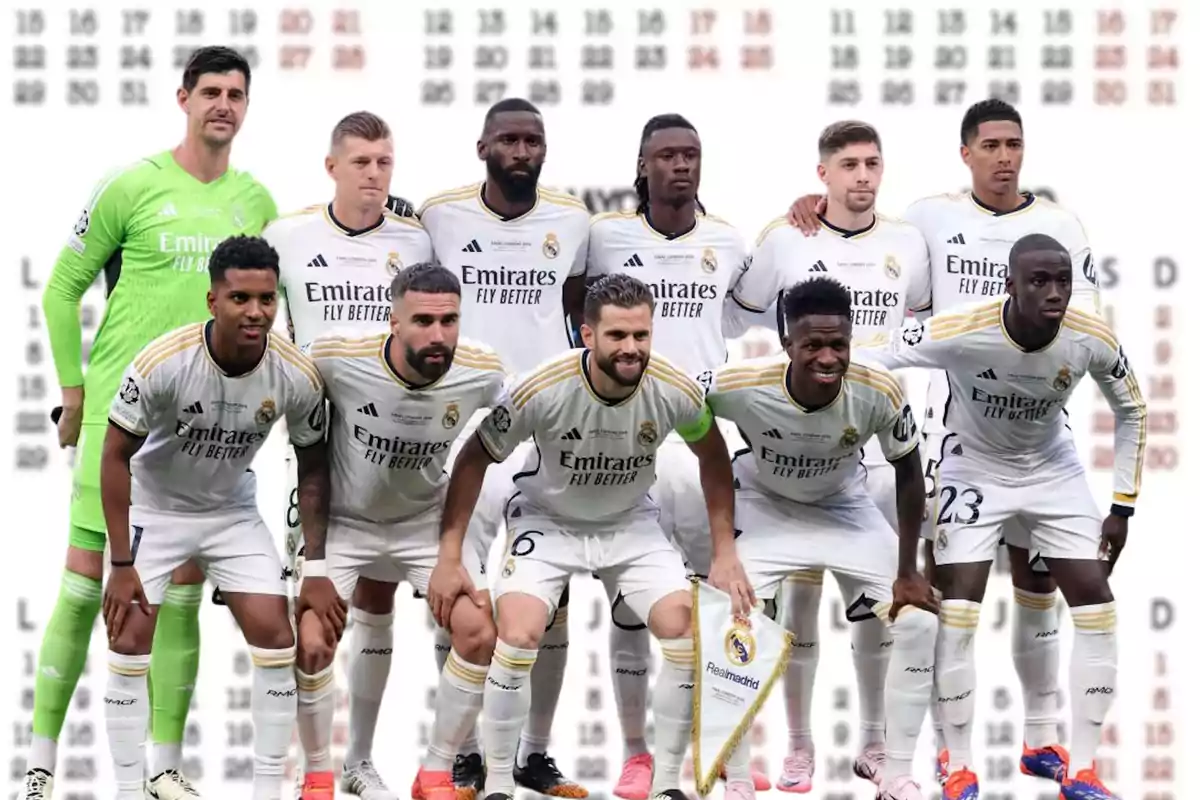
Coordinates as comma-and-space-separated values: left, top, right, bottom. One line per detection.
149, 583, 203, 747
32, 570, 102, 745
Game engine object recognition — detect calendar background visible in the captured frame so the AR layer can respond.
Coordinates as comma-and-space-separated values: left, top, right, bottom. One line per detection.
0, 2, 1194, 799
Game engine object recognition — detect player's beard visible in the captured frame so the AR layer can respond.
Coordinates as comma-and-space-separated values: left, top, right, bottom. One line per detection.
487, 153, 541, 203
407, 344, 455, 381
596, 350, 648, 388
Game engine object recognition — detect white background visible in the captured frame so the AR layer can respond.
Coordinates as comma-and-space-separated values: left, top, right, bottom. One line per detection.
1, 2, 1193, 799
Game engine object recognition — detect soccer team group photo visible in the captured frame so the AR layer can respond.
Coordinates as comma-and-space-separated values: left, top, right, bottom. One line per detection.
17, 43, 1145, 800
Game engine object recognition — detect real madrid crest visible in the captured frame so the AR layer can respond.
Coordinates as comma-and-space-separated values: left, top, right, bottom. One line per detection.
385, 251, 402, 276
637, 420, 658, 446
700, 247, 718, 273
542, 232, 560, 259
839, 425, 859, 448
884, 254, 901, 279
442, 402, 460, 429
255, 399, 277, 425
1052, 366, 1072, 391
936, 529, 948, 551
724, 617, 756, 666
502, 557, 516, 578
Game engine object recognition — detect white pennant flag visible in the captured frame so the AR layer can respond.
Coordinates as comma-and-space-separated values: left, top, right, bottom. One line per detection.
690, 579, 793, 796
691, 578, 792, 796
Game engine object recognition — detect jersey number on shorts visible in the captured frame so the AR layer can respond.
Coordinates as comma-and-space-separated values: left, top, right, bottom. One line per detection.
510, 530, 542, 557
936, 485, 984, 526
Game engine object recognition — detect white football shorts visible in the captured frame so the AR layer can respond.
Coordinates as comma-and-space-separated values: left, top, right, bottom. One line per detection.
931, 438, 1103, 567
129, 505, 287, 605
495, 493, 691, 626
326, 504, 488, 600
862, 461, 899, 534
735, 483, 896, 623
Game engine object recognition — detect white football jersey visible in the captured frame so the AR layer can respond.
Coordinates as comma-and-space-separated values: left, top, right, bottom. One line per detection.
309, 333, 506, 524
586, 210, 748, 374
418, 183, 590, 373
860, 300, 1146, 510
263, 204, 434, 348
477, 349, 707, 522
109, 323, 326, 514
903, 192, 1100, 315
733, 214, 932, 332
701, 354, 917, 504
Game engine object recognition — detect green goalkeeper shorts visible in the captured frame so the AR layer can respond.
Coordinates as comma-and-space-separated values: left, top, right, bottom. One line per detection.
68, 422, 108, 551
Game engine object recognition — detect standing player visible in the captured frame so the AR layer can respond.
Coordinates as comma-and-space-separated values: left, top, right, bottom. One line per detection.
580, 113, 758, 800
860, 234, 1144, 800
99, 236, 326, 800
698, 277, 939, 800
729, 121, 931, 793
430, 274, 735, 800
293, 263, 505, 800
417, 98, 591, 798
784, 100, 1100, 783
262, 110, 434, 800
583, 113, 761, 798
28, 46, 276, 800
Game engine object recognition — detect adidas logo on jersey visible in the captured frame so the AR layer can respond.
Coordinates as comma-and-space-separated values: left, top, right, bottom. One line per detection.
358, 403, 379, 417
183, 401, 204, 414
976, 369, 997, 380
947, 233, 966, 244
307, 254, 329, 268
462, 240, 483, 253
763, 428, 783, 439
158, 203, 177, 217
561, 427, 583, 441
623, 254, 644, 268
810, 260, 827, 272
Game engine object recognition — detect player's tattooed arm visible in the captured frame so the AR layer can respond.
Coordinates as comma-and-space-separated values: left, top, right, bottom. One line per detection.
99, 423, 146, 565
294, 439, 331, 560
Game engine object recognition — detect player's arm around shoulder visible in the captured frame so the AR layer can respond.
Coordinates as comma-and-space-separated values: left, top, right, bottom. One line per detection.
730, 217, 789, 314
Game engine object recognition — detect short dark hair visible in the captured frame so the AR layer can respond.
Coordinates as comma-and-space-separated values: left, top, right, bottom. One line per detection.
209, 235, 279, 284
584, 274, 656, 325
331, 111, 391, 149
182, 46, 252, 93
782, 277, 853, 326
390, 262, 461, 299
1009, 233, 1068, 268
960, 99, 1022, 145
483, 98, 542, 133
818, 120, 882, 160
635, 113, 705, 215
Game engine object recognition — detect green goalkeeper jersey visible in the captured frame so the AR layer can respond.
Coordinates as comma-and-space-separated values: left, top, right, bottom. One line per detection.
44, 151, 277, 424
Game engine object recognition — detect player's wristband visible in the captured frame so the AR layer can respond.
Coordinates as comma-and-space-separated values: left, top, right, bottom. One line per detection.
110, 559, 134, 568
302, 559, 327, 578
1109, 504, 1134, 518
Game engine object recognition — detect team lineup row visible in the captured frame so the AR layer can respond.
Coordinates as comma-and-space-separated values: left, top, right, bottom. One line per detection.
23, 45, 1142, 800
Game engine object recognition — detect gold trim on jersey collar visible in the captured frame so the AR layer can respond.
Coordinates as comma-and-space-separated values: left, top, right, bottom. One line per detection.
970, 191, 1037, 218
818, 214, 876, 239
998, 299, 1061, 353
202, 320, 270, 378
476, 181, 541, 223
578, 351, 643, 407
379, 334, 446, 390
780, 362, 844, 413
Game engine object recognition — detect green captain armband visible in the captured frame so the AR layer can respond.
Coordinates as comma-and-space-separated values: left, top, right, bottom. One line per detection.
675, 403, 713, 443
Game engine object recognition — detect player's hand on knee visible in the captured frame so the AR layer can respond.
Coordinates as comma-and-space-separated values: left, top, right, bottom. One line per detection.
890, 572, 940, 619
297, 573, 347, 640
428, 557, 484, 629
708, 553, 757, 617
786, 194, 826, 236
102, 565, 149, 641
1100, 514, 1129, 575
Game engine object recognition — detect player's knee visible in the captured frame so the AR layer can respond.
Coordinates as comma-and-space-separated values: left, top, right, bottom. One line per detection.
109, 611, 155, 656
935, 562, 989, 602
64, 544, 104, 581
171, 560, 205, 585
236, 598, 296, 651
296, 613, 336, 673
495, 594, 549, 650
647, 590, 692, 640
352, 577, 398, 615
890, 607, 938, 652
1050, 559, 1114, 607
449, 594, 497, 662
1009, 553, 1057, 594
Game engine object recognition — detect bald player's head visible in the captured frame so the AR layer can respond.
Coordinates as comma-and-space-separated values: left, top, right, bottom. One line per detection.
1006, 233, 1072, 327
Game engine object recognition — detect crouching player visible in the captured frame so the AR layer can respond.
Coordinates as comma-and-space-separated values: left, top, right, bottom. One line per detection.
698, 277, 940, 800
861, 234, 1146, 800
100, 236, 325, 800
294, 263, 506, 800
431, 274, 737, 800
